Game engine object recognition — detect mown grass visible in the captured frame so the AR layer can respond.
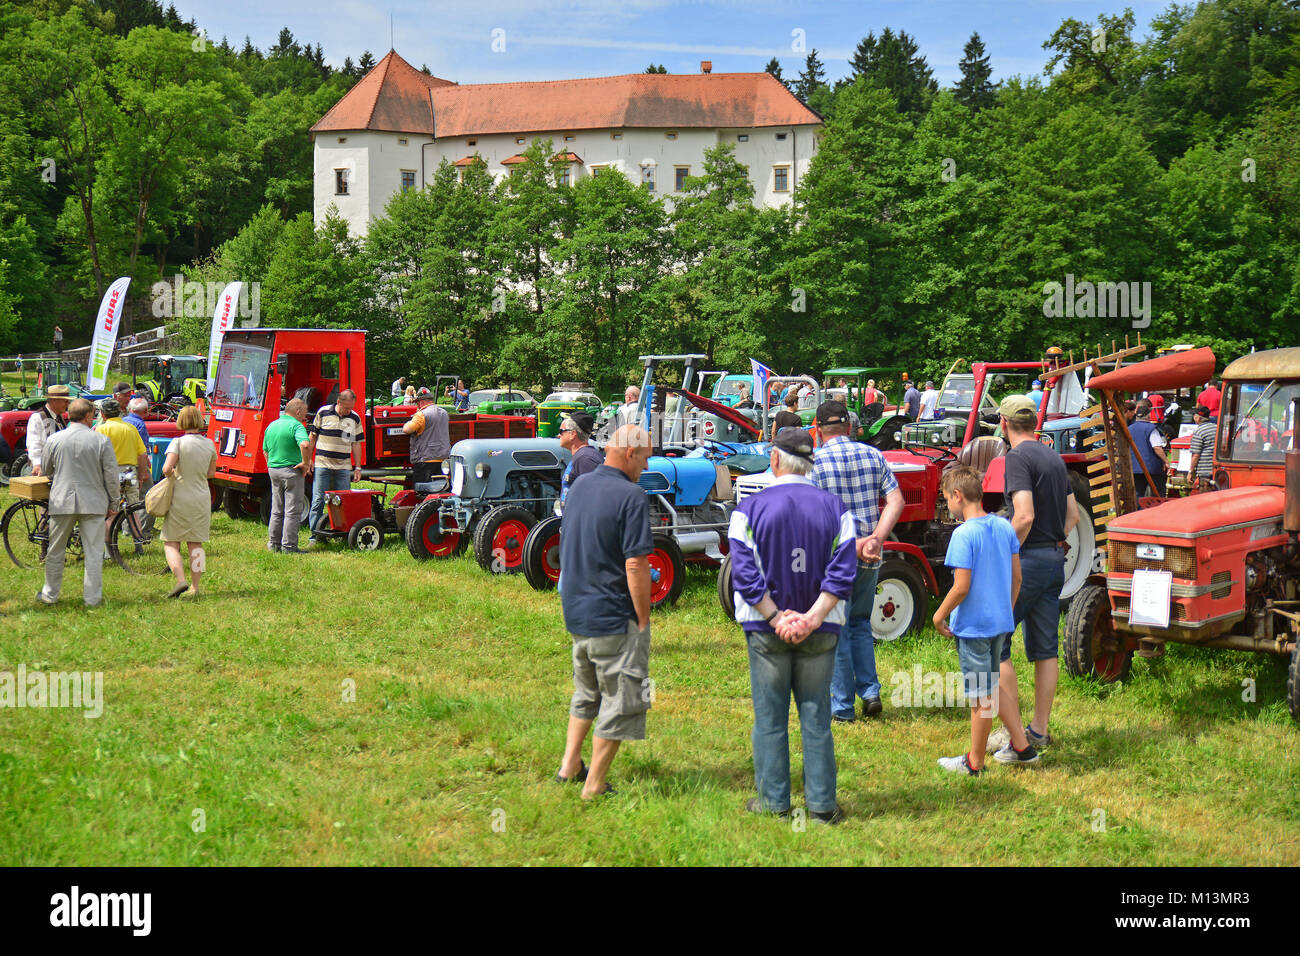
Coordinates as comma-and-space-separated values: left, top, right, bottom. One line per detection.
0, 488, 1296, 866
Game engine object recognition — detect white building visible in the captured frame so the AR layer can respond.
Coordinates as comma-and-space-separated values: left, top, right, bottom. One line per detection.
310, 51, 823, 235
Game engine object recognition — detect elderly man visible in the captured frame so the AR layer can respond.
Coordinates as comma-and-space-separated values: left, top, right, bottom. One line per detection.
26, 384, 71, 476
811, 401, 905, 721
918, 381, 940, 420
729, 427, 858, 823
391, 376, 407, 397
1129, 399, 1169, 498
555, 424, 653, 800
402, 387, 451, 492
1187, 404, 1217, 492
558, 411, 602, 506
616, 385, 641, 428
264, 397, 311, 553
37, 398, 119, 607
95, 399, 150, 544
124, 397, 155, 532
306, 388, 365, 544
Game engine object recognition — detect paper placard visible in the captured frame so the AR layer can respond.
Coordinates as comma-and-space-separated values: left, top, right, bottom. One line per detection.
1130, 569, 1172, 628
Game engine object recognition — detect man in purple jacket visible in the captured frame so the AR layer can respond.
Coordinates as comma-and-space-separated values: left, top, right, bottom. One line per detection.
728, 427, 859, 824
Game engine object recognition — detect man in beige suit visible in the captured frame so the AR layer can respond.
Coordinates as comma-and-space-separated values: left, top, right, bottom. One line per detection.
38, 398, 119, 608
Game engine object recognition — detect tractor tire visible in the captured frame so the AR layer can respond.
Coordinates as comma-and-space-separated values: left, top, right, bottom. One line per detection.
649, 534, 686, 609
259, 487, 271, 525
2, 452, 31, 487
1286, 640, 1299, 723
474, 506, 537, 574
223, 488, 245, 521
717, 553, 735, 619
1061, 470, 1096, 607
223, 487, 270, 523
405, 497, 463, 560
873, 557, 926, 641
1064, 582, 1132, 683
522, 515, 563, 591
348, 517, 384, 552
209, 482, 222, 512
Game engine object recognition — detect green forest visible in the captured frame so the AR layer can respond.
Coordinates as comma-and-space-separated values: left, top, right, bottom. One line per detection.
1, 0, 1298, 392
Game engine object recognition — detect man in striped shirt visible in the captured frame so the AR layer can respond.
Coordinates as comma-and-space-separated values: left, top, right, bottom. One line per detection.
306, 389, 364, 543
1187, 404, 1217, 491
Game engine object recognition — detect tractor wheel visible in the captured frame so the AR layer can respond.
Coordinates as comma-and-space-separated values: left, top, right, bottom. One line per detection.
1060, 470, 1096, 607
717, 553, 735, 619
873, 558, 926, 641
2, 452, 31, 487
259, 487, 271, 525
1064, 583, 1132, 682
474, 506, 537, 574
347, 517, 384, 552
1286, 640, 1299, 723
522, 515, 563, 591
222, 488, 244, 520
209, 483, 222, 512
648, 534, 686, 609
405, 497, 463, 560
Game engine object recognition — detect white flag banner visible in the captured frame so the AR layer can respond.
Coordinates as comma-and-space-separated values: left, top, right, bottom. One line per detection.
205, 281, 243, 394
86, 276, 131, 391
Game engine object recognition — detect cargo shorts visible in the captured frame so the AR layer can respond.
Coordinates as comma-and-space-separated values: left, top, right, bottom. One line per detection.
569, 619, 652, 741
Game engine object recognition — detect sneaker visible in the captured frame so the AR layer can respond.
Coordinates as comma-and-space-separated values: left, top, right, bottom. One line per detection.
862, 697, 883, 717
938, 753, 984, 776
993, 743, 1040, 765
35, 591, 56, 606
281, 546, 304, 554
266, 543, 280, 553
986, 726, 1011, 754
1025, 725, 1052, 749
745, 797, 791, 818
809, 805, 846, 825
831, 714, 856, 724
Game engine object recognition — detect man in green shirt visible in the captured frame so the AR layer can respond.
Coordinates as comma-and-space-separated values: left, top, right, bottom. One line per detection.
263, 398, 310, 553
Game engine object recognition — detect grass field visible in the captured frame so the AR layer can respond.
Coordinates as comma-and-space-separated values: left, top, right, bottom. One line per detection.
0, 489, 1296, 866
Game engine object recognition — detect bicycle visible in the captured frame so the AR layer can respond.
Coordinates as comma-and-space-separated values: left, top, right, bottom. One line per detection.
1, 496, 82, 568
106, 470, 165, 575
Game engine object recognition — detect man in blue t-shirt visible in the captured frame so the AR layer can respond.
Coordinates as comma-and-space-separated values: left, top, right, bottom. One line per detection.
557, 411, 602, 506
554, 425, 653, 800
933, 466, 1031, 775
903, 379, 921, 420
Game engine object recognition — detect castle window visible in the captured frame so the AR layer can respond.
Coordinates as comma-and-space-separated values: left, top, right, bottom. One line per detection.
775, 133, 787, 141
564, 134, 576, 142
641, 165, 656, 192
737, 134, 749, 142
398, 137, 408, 146
334, 169, 349, 195
515, 137, 526, 145
675, 166, 690, 191
611, 132, 623, 141
468, 139, 477, 146
666, 131, 677, 140
337, 136, 347, 144
401, 170, 416, 192
773, 165, 790, 192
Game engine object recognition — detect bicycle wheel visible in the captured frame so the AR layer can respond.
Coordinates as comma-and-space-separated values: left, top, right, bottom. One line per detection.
3, 499, 51, 568
109, 504, 164, 575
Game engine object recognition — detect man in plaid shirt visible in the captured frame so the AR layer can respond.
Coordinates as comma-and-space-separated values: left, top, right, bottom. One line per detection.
810, 401, 906, 721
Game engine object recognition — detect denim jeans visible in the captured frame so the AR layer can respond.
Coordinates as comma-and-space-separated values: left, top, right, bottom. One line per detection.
746, 628, 839, 813
830, 562, 880, 718
1001, 547, 1066, 663
307, 466, 351, 537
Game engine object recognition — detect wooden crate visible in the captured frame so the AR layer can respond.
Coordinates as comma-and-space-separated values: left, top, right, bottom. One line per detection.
10, 475, 50, 501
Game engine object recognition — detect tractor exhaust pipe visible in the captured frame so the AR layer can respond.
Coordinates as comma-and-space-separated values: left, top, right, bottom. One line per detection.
1286, 449, 1300, 559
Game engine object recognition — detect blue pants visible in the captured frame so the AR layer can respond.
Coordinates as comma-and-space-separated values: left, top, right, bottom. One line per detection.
1001, 547, 1066, 663
831, 562, 880, 718
307, 466, 351, 537
746, 629, 839, 813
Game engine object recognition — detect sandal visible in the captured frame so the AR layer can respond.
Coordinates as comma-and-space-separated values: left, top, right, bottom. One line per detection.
555, 759, 587, 784
168, 582, 190, 598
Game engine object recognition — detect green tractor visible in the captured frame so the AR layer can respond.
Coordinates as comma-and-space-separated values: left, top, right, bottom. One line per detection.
465, 386, 536, 416
131, 354, 207, 405
2, 360, 87, 409
537, 384, 605, 437
823, 366, 913, 449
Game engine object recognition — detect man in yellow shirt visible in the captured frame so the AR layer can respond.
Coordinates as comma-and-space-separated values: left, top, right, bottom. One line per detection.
95, 398, 150, 511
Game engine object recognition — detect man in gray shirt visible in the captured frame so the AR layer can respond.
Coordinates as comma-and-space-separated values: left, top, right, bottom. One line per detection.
403, 387, 450, 490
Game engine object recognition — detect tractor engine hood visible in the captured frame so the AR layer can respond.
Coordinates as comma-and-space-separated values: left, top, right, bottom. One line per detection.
1109, 485, 1284, 538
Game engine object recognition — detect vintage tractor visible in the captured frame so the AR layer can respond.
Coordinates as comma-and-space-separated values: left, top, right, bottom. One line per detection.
130, 354, 208, 405
313, 483, 431, 551
403, 436, 570, 569
537, 384, 605, 438
1062, 347, 1300, 721
822, 366, 912, 448
465, 386, 536, 416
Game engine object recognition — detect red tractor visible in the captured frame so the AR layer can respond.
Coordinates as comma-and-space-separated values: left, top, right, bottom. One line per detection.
206, 328, 534, 545
1063, 347, 1300, 721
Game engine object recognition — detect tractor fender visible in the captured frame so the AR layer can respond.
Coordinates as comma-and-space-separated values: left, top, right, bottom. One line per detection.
881, 541, 939, 595
981, 456, 1006, 494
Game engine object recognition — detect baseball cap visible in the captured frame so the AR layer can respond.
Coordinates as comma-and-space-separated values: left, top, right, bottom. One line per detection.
562, 411, 595, 436
1032, 379, 1042, 388
815, 400, 849, 426
925, 381, 934, 389
113, 381, 132, 395
100, 398, 121, 417
773, 426, 814, 461
998, 394, 1038, 424
1194, 404, 1210, 417
414, 386, 433, 400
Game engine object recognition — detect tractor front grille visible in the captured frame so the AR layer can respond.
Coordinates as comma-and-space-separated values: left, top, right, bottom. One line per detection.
1109, 540, 1198, 578
1112, 594, 1189, 622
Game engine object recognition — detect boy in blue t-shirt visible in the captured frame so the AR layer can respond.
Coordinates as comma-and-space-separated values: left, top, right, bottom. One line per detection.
932, 466, 1036, 775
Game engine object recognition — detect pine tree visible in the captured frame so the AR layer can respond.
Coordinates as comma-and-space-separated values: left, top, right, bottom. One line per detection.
358, 50, 375, 73
764, 57, 787, 89
794, 49, 826, 103
954, 31, 996, 110
421, 63, 432, 75
273, 27, 297, 57
847, 27, 937, 119
644, 63, 667, 73
342, 56, 356, 77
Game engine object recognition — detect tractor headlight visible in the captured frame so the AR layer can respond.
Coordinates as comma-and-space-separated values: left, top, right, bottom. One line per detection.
474, 462, 491, 480
440, 460, 450, 476
329, 494, 342, 506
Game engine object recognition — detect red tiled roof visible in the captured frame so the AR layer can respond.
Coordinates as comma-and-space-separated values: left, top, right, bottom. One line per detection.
312, 51, 821, 137
311, 50, 455, 135
452, 155, 485, 167
500, 154, 527, 165
552, 152, 583, 164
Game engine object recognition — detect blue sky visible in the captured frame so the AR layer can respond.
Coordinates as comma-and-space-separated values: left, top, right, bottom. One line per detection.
174, 0, 1175, 85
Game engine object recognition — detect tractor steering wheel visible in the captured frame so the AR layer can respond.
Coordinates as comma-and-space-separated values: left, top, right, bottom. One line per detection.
909, 442, 960, 465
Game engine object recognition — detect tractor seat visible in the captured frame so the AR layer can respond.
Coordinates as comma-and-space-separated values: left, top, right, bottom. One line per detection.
863, 401, 884, 426
945, 435, 1008, 476
726, 454, 774, 475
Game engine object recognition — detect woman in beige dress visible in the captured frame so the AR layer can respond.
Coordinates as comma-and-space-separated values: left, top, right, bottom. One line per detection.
161, 405, 217, 597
